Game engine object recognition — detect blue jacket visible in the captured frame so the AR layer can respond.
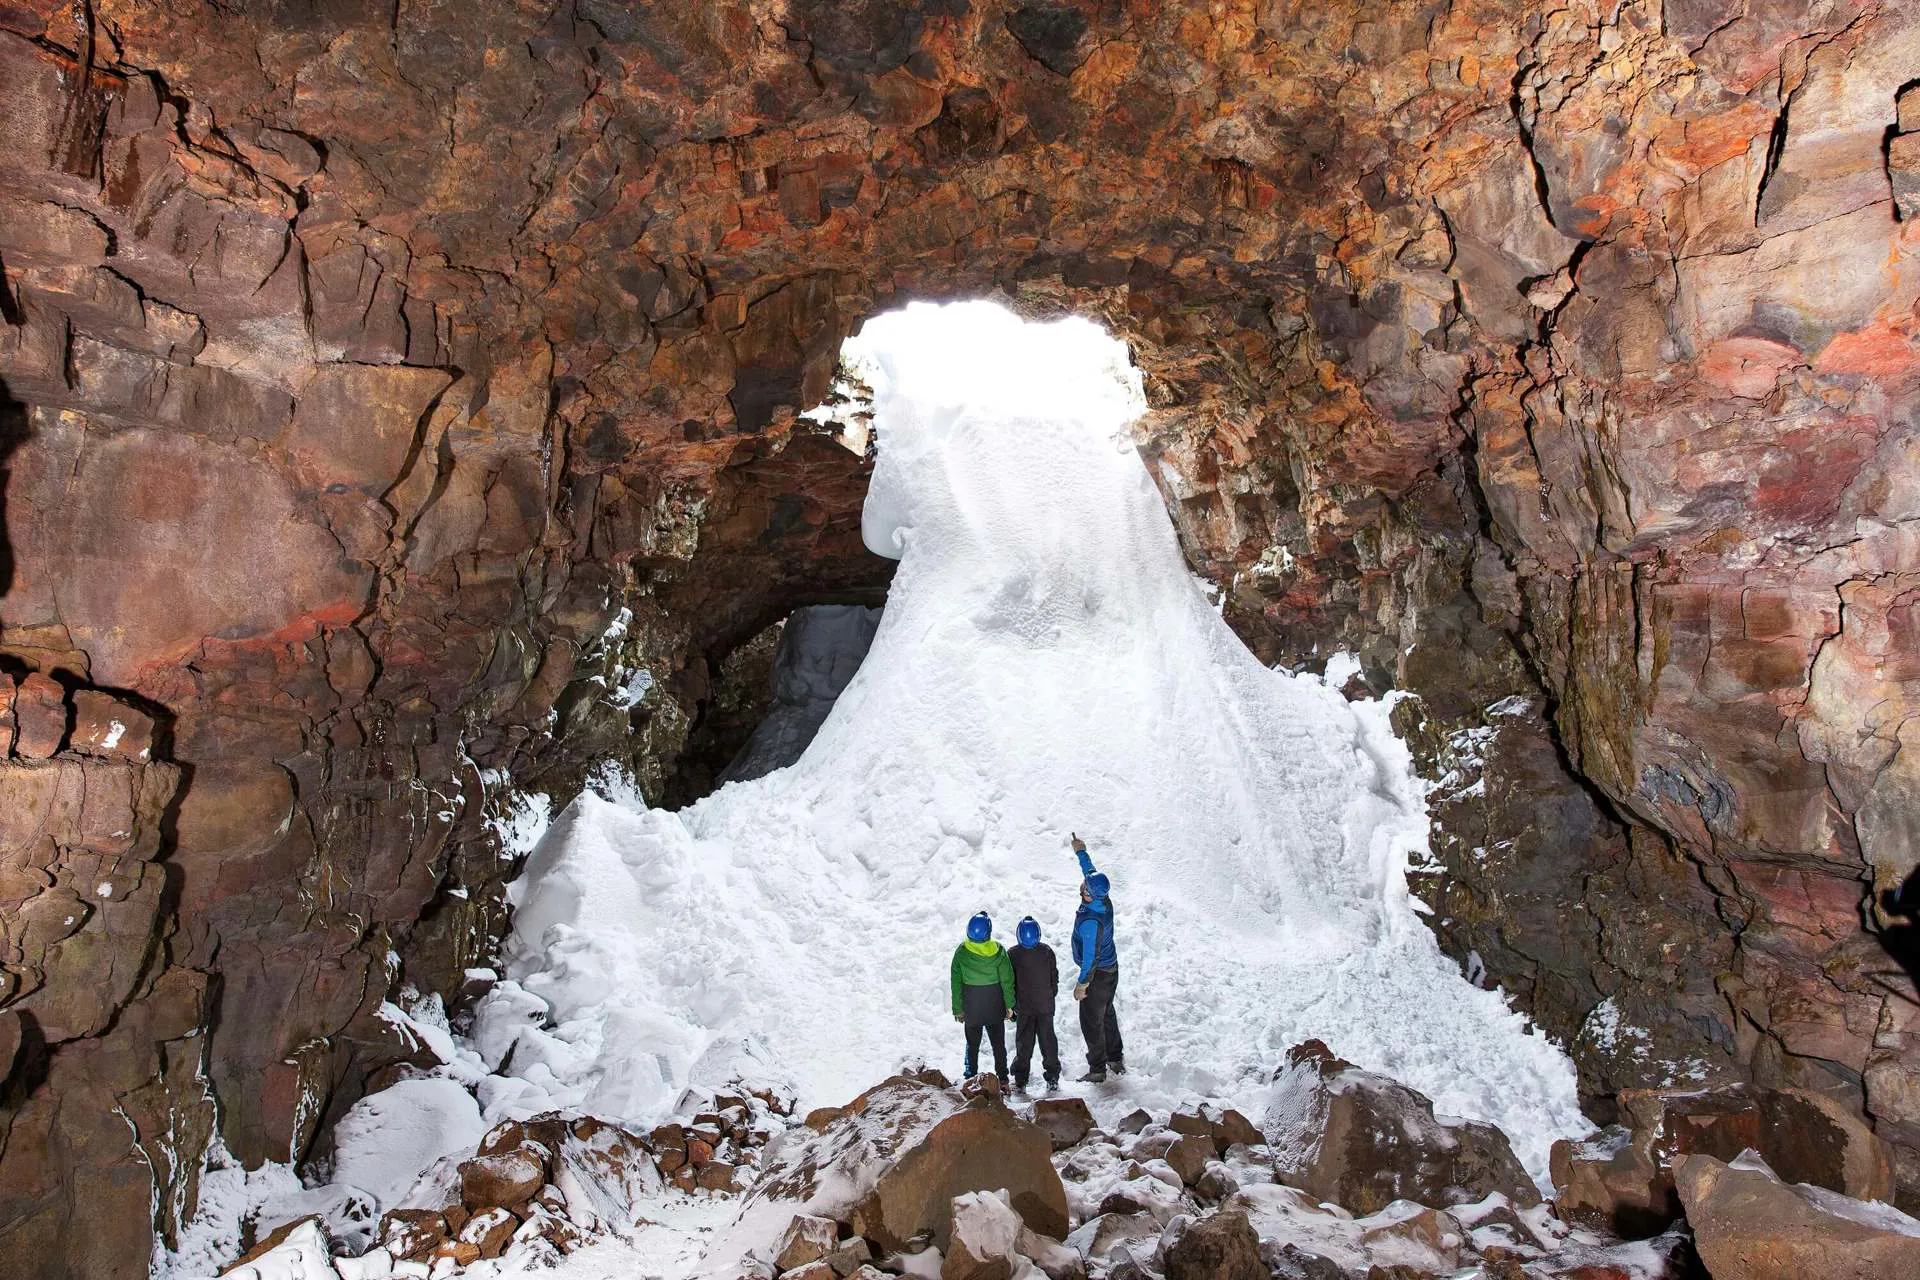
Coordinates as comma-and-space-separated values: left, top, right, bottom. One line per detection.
1072, 849, 1118, 981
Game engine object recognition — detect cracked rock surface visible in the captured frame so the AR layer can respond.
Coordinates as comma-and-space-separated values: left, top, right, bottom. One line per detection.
2, 0, 1919, 1270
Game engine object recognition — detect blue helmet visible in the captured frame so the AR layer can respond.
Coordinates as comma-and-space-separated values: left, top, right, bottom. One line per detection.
1085, 872, 1111, 900
967, 912, 992, 943
1017, 916, 1041, 947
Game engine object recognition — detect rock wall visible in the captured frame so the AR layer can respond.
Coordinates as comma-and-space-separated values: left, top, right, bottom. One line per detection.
1, 0, 1918, 1269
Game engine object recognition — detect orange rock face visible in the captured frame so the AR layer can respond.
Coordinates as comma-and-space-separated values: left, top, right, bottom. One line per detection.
2, 0, 1920, 1267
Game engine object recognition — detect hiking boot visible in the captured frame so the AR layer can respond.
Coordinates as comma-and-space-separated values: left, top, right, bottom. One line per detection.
1078, 1069, 1107, 1083
1109, 1061, 1127, 1076
1043, 1078, 1060, 1092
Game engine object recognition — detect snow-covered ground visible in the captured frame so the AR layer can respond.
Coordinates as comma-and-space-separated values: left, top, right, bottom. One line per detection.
168, 300, 1589, 1279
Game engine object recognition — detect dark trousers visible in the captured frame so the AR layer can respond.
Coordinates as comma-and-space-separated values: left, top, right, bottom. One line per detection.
1013, 1010, 1060, 1087
961, 983, 1009, 1079
1079, 967, 1123, 1071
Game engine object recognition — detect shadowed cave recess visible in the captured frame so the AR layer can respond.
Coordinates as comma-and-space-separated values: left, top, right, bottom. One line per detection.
2, 0, 1920, 1274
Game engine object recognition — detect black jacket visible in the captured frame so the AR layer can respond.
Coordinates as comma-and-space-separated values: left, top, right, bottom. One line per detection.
1010, 942, 1059, 1015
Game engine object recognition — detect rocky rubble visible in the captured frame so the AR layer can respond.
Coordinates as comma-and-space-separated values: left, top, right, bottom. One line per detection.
220, 1048, 1920, 1280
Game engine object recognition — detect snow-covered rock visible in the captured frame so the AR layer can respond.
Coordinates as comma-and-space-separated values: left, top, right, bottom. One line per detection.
1262, 1039, 1540, 1214
1675, 1150, 1920, 1279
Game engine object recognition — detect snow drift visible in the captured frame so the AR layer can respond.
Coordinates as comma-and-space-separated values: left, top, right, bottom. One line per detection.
471, 300, 1586, 1177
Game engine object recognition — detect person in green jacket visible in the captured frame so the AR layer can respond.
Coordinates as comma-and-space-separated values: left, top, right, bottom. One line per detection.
952, 911, 1016, 1080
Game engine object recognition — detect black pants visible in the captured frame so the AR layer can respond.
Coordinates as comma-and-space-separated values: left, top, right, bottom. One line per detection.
961, 983, 1009, 1079
1013, 1010, 1060, 1088
1079, 967, 1123, 1071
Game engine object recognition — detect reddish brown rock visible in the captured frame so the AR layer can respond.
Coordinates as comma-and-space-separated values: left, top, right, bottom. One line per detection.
1265, 1041, 1539, 1215
943, 1190, 1021, 1280
2, 1, 1920, 1268
68, 690, 154, 762
457, 1206, 519, 1260
1162, 1210, 1265, 1280
773, 1213, 838, 1271
0, 675, 16, 756
756, 1077, 1066, 1255
379, 1209, 449, 1262
1675, 1152, 1920, 1280
460, 1146, 547, 1211
1550, 1127, 1672, 1238
1164, 1134, 1218, 1188
1029, 1096, 1094, 1151
13, 672, 67, 759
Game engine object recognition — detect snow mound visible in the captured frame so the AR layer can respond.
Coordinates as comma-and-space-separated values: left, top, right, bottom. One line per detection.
473, 300, 1587, 1178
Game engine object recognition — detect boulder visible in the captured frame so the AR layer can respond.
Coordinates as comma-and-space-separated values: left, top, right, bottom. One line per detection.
460, 1145, 546, 1210
1030, 1097, 1094, 1150
1169, 1110, 1213, 1138
1549, 1126, 1673, 1237
1162, 1210, 1265, 1280
1015, 1226, 1086, 1280
822, 1237, 874, 1276
1260, 1240, 1346, 1280
13, 673, 67, 759
1262, 1040, 1539, 1214
1064, 1211, 1160, 1263
698, 1160, 741, 1191
775, 1213, 839, 1271
1164, 1134, 1217, 1187
1555, 1083, 1900, 1239
1115, 1110, 1152, 1136
849, 1092, 1068, 1250
1214, 1110, 1263, 1149
944, 1190, 1022, 1280
457, 1206, 519, 1259
222, 1217, 329, 1275
756, 1077, 1068, 1255
1675, 1151, 1920, 1279
378, 1209, 448, 1261
1355, 1201, 1465, 1272
1193, 1162, 1240, 1203
68, 690, 155, 761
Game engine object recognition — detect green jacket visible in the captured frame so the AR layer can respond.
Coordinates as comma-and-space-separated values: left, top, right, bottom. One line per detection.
950, 940, 1015, 1016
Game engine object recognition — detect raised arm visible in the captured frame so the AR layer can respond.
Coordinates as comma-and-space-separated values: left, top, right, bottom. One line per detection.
1072, 832, 1097, 878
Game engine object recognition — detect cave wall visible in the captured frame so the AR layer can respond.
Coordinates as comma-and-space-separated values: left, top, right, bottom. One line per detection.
1, 0, 1918, 1269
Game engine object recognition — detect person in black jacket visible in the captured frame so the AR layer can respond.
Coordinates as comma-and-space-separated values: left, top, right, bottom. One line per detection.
1009, 916, 1061, 1092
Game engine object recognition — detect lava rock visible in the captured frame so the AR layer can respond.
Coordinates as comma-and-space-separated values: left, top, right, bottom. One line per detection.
13, 673, 67, 759
1265, 1040, 1539, 1214
944, 1190, 1022, 1280
1161, 1209, 1265, 1280
775, 1213, 839, 1271
460, 1146, 547, 1211
1675, 1151, 1920, 1279
1030, 1096, 1094, 1150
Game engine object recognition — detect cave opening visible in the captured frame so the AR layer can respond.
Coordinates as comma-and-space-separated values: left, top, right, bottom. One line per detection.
659, 296, 1146, 809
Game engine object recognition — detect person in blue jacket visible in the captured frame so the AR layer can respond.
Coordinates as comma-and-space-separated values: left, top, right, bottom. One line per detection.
1069, 832, 1124, 1081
